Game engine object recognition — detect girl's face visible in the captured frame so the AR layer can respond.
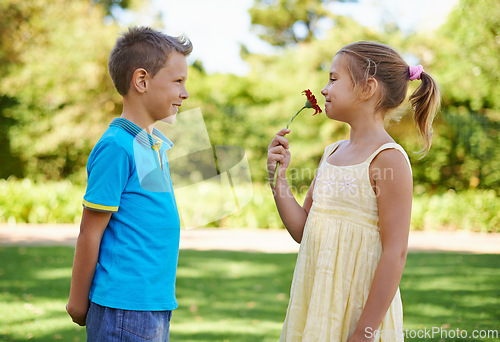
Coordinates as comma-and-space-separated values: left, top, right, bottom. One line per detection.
321, 54, 357, 122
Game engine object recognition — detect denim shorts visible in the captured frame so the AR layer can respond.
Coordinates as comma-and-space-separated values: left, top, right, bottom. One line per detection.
86, 301, 172, 342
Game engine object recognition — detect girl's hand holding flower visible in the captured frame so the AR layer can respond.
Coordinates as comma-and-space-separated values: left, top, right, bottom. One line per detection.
269, 90, 322, 187
267, 128, 291, 187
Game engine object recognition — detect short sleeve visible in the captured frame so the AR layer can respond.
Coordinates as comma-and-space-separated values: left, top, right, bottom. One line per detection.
83, 139, 131, 212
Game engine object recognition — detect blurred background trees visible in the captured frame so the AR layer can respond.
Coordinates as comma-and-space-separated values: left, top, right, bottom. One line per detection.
417, 0, 500, 192
249, 0, 338, 46
0, 0, 122, 182
0, 0, 498, 228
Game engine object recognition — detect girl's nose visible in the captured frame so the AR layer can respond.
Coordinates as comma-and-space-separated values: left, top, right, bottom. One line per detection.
321, 86, 327, 97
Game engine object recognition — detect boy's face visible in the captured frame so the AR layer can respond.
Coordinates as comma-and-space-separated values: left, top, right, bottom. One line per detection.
146, 52, 189, 124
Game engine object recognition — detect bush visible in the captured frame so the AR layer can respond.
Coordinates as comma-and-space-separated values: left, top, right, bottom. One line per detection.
219, 187, 499, 233
0, 179, 497, 232
412, 190, 499, 232
0, 178, 83, 224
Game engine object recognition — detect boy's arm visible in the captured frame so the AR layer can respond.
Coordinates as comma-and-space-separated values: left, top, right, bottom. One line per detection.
66, 208, 111, 326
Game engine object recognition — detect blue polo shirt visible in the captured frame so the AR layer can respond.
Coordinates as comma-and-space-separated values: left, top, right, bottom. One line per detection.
83, 117, 180, 311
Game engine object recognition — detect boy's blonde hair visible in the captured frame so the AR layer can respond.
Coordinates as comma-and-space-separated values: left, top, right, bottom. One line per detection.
109, 26, 192, 96
337, 41, 441, 154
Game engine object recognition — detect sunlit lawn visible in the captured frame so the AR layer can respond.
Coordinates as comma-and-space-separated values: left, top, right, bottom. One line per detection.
0, 247, 498, 341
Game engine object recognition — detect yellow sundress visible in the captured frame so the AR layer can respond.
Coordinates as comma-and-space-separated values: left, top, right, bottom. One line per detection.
280, 141, 411, 342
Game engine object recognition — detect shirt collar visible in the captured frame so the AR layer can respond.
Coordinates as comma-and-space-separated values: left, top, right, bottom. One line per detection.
110, 117, 173, 150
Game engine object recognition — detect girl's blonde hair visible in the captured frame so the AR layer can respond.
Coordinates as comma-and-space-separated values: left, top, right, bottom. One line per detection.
337, 41, 441, 155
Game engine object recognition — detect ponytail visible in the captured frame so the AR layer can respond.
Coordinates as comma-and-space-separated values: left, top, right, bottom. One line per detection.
409, 71, 441, 156
337, 42, 441, 156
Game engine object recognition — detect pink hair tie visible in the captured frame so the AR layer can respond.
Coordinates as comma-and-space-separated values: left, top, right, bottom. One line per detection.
409, 65, 424, 81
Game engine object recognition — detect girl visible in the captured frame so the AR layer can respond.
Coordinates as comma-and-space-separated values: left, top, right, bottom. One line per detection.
267, 41, 440, 342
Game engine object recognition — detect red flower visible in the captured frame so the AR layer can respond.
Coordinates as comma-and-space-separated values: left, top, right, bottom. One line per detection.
274, 89, 322, 186
286, 89, 322, 128
302, 89, 322, 115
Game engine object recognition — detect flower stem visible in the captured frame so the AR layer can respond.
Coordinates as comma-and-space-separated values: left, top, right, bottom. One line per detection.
273, 106, 306, 187
286, 106, 306, 129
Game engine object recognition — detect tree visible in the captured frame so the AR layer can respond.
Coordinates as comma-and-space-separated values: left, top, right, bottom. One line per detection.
432, 0, 499, 192
0, 0, 122, 182
93, 0, 131, 17
404, 0, 500, 192
248, 0, 357, 47
430, 0, 500, 114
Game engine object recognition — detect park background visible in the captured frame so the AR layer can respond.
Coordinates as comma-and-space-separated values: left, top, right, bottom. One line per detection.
0, 0, 498, 232
0, 0, 498, 341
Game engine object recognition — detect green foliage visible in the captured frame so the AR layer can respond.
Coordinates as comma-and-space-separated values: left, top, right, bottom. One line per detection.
0, 247, 498, 341
0, 179, 497, 232
394, 0, 500, 193
430, 0, 500, 113
249, 0, 333, 46
222, 187, 499, 233
412, 190, 500, 233
93, 0, 132, 16
0, 179, 83, 224
0, 96, 23, 178
0, 0, 122, 182
388, 110, 500, 193
211, 183, 295, 229
0, 0, 498, 201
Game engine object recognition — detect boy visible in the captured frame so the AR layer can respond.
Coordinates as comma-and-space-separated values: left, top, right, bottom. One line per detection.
66, 26, 192, 341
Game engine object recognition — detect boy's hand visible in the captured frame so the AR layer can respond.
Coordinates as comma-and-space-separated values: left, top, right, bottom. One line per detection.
267, 129, 291, 185
66, 301, 89, 326
67, 208, 110, 327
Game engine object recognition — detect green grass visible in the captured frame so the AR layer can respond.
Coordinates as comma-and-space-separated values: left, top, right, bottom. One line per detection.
0, 247, 498, 341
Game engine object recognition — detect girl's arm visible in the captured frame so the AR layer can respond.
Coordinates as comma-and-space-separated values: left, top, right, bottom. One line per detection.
66, 208, 111, 326
267, 129, 316, 243
349, 149, 413, 341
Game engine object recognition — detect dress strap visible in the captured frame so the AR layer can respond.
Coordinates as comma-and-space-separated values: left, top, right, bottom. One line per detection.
364, 143, 412, 174
323, 140, 344, 161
